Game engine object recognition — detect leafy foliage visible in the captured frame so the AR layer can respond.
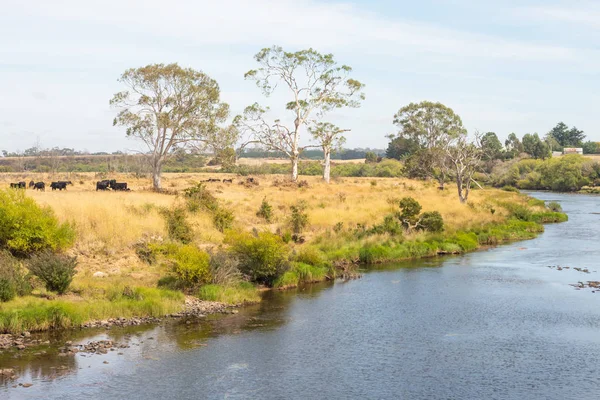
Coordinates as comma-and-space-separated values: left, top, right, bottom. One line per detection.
226, 231, 289, 285
256, 197, 273, 223
289, 202, 309, 234
161, 207, 193, 244
27, 251, 77, 294
170, 245, 211, 288
419, 211, 444, 233
0, 189, 75, 256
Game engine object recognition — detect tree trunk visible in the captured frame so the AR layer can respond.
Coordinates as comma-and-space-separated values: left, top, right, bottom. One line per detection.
152, 158, 162, 191
323, 147, 331, 183
291, 154, 299, 182
457, 175, 466, 203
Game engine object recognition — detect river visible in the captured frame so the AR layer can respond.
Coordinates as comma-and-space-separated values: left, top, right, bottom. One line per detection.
2, 191, 600, 399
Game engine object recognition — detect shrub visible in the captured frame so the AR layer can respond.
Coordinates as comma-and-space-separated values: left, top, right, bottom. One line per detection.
369, 215, 403, 236
161, 207, 193, 244
359, 244, 391, 264
226, 231, 289, 285
256, 197, 273, 223
27, 251, 77, 294
0, 189, 75, 256
213, 208, 235, 232
398, 197, 422, 225
209, 251, 241, 286
294, 246, 327, 267
0, 251, 32, 302
547, 201, 562, 212
289, 202, 309, 234
501, 186, 519, 192
419, 211, 444, 232
184, 183, 219, 213
171, 245, 211, 288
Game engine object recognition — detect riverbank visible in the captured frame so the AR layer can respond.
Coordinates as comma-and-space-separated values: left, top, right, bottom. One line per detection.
0, 174, 567, 336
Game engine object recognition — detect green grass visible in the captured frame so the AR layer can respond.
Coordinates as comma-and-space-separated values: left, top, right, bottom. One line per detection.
197, 282, 260, 305
0, 287, 184, 334
273, 262, 330, 289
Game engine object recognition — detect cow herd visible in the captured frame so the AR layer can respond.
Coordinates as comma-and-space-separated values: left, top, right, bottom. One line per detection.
204, 178, 233, 183
8, 179, 130, 192
9, 180, 72, 191
96, 179, 130, 191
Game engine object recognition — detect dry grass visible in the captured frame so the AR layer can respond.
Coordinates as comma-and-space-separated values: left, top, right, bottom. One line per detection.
0, 172, 525, 287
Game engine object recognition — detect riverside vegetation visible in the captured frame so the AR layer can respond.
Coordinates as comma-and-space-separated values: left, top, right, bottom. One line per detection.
0, 172, 566, 334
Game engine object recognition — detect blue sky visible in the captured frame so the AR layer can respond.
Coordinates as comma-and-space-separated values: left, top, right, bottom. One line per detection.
1, 0, 599, 152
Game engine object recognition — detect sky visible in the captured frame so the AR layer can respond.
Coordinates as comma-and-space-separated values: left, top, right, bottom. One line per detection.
1, 0, 599, 153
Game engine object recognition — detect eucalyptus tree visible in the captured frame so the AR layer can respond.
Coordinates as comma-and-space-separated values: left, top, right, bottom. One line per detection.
235, 46, 365, 181
445, 134, 483, 203
110, 63, 231, 190
309, 122, 348, 183
392, 101, 466, 189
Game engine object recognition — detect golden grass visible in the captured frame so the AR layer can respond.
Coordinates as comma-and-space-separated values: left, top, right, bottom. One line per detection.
0, 172, 526, 288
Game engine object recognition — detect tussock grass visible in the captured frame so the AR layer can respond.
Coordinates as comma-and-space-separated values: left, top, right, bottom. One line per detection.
0, 288, 184, 333
197, 282, 260, 304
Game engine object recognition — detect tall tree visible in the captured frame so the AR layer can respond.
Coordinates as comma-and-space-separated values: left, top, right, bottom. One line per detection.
235, 46, 365, 181
385, 135, 420, 160
547, 122, 586, 147
445, 134, 483, 204
392, 101, 466, 188
522, 133, 551, 159
480, 132, 504, 161
110, 63, 230, 190
309, 122, 348, 183
504, 133, 524, 159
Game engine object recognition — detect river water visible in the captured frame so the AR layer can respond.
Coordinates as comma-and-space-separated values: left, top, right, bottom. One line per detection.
2, 192, 600, 399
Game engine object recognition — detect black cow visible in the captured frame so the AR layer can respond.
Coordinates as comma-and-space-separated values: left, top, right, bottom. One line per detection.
18, 181, 26, 188
10, 182, 26, 189
58, 180, 73, 187
50, 182, 68, 191
33, 182, 45, 191
205, 178, 221, 183
111, 182, 129, 191
10, 183, 19, 188
28, 180, 35, 189
223, 179, 233, 183
96, 181, 110, 191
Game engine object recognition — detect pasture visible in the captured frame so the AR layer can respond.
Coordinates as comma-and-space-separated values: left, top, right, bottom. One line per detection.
0, 172, 521, 293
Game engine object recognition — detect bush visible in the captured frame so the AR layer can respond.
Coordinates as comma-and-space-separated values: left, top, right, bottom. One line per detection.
294, 247, 327, 267
256, 197, 273, 223
197, 282, 260, 304
419, 211, 444, 232
213, 208, 235, 232
369, 215, 403, 236
398, 197, 422, 226
171, 245, 211, 288
501, 186, 519, 192
0, 189, 75, 256
161, 207, 193, 244
547, 201, 562, 212
0, 252, 31, 302
226, 231, 289, 285
289, 202, 309, 234
184, 183, 219, 213
27, 251, 77, 294
209, 251, 242, 286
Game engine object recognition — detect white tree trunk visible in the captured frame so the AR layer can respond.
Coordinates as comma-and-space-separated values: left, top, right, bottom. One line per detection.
323, 147, 331, 183
291, 155, 299, 182
152, 158, 162, 190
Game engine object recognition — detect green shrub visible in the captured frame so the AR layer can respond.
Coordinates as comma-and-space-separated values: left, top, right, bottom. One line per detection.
226, 231, 289, 285
27, 252, 77, 294
501, 186, 519, 192
369, 215, 403, 236
213, 208, 235, 232
171, 245, 211, 288
161, 207, 193, 244
289, 202, 309, 234
359, 244, 392, 264
209, 251, 242, 286
419, 211, 444, 232
0, 189, 75, 256
547, 201, 562, 212
501, 202, 532, 221
294, 246, 327, 267
256, 197, 273, 223
0, 252, 31, 302
184, 183, 219, 213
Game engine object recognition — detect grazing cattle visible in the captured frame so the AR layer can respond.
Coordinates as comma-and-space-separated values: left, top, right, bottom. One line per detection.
18, 181, 26, 188
205, 178, 221, 183
58, 180, 73, 187
111, 182, 129, 191
28, 180, 35, 189
223, 179, 233, 183
33, 182, 45, 191
9, 183, 18, 188
50, 182, 68, 191
96, 181, 110, 191
10, 182, 26, 189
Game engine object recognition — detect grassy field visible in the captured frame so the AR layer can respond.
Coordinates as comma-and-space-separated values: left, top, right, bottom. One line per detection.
0, 172, 563, 332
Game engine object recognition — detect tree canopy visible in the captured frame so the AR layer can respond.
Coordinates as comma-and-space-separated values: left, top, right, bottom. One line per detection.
547, 122, 585, 148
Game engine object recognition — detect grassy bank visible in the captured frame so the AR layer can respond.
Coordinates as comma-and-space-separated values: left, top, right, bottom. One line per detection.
0, 173, 567, 334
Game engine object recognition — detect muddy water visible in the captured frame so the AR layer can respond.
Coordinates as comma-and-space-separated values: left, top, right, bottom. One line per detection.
3, 192, 600, 400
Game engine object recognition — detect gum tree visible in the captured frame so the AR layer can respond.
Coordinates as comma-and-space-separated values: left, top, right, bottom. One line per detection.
392, 101, 466, 189
235, 46, 365, 181
309, 122, 348, 183
110, 63, 231, 190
